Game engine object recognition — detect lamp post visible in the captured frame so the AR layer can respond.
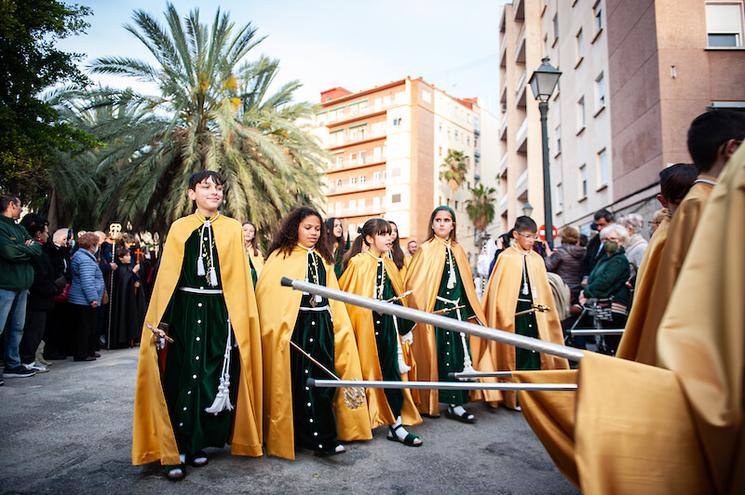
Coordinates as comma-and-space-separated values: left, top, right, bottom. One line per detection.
522, 201, 534, 218
528, 57, 562, 249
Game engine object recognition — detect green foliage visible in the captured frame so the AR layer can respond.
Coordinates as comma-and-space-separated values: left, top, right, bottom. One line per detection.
465, 183, 496, 232
0, 0, 93, 199
439, 149, 469, 194
85, 3, 327, 236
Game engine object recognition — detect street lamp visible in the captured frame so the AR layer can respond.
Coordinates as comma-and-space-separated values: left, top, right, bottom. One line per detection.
522, 201, 534, 217
528, 57, 562, 249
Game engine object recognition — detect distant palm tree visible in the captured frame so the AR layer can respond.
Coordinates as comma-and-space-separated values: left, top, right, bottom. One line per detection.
88, 3, 326, 235
439, 149, 469, 198
466, 183, 496, 235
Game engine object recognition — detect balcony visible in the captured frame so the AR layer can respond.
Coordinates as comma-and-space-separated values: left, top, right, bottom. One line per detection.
497, 153, 508, 177
516, 117, 528, 153
515, 25, 526, 63
499, 41, 507, 68
516, 168, 528, 196
514, 0, 525, 20
326, 180, 387, 197
498, 114, 508, 142
498, 194, 509, 213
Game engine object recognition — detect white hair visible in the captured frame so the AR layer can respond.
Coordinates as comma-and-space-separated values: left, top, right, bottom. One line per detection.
620, 214, 644, 234
52, 228, 69, 246
599, 224, 629, 244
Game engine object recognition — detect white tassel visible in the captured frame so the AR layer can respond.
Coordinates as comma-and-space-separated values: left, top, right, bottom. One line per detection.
197, 256, 206, 276
208, 267, 218, 287
205, 319, 234, 415
446, 246, 456, 290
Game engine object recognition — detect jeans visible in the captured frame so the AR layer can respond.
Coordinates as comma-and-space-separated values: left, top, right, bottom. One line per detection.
0, 289, 29, 369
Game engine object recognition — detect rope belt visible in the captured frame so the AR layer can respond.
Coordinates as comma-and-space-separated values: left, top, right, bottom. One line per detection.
179, 287, 223, 294
435, 296, 474, 373
299, 305, 331, 312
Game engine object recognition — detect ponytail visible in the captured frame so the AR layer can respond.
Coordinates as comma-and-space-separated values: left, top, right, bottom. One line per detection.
342, 235, 366, 271
341, 218, 392, 271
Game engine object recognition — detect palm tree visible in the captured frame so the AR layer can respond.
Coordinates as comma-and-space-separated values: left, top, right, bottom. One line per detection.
465, 183, 496, 240
439, 149, 469, 198
88, 3, 326, 235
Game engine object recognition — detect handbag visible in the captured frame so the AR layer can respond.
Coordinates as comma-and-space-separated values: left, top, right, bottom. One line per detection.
54, 283, 71, 303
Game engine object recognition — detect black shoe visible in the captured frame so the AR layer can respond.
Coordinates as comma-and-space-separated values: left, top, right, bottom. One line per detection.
44, 352, 67, 360
3, 366, 37, 378
187, 450, 208, 467
90, 352, 101, 358
163, 464, 186, 481
445, 405, 476, 424
74, 356, 96, 362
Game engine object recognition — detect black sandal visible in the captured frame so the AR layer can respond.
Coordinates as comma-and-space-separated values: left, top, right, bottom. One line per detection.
163, 464, 186, 481
187, 450, 208, 467
445, 405, 476, 424
387, 424, 423, 447
315, 443, 346, 457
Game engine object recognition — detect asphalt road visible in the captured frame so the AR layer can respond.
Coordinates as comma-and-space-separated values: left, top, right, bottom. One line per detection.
1, 348, 578, 495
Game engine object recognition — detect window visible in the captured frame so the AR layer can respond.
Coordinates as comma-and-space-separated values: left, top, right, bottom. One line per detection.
575, 28, 584, 66
596, 148, 609, 187
438, 146, 443, 157
556, 182, 564, 212
593, 1, 604, 35
373, 146, 382, 161
349, 199, 356, 210
373, 197, 381, 210
374, 97, 382, 110
349, 104, 358, 116
391, 167, 401, 178
391, 193, 402, 203
577, 96, 586, 132
359, 101, 368, 114
359, 151, 367, 164
350, 152, 357, 164
383, 95, 391, 106
359, 175, 367, 186
594, 72, 606, 112
335, 154, 344, 168
392, 117, 402, 126
373, 171, 381, 184
394, 92, 406, 104
359, 198, 366, 209
372, 121, 385, 135
579, 164, 588, 198
554, 124, 562, 156
705, 2, 744, 47
552, 14, 559, 44
335, 178, 342, 188
454, 200, 459, 210
350, 176, 358, 186
543, 34, 549, 57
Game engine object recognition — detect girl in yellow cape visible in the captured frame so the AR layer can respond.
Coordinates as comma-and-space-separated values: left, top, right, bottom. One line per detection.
387, 220, 409, 280
256, 207, 371, 460
132, 171, 263, 481
404, 205, 499, 421
242, 221, 264, 288
339, 219, 423, 447
482, 216, 569, 410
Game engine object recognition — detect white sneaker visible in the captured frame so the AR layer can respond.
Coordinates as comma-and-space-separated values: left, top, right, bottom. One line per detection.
24, 362, 49, 373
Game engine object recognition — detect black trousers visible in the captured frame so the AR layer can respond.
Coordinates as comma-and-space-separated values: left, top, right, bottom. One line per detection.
72, 304, 97, 359
20, 310, 48, 364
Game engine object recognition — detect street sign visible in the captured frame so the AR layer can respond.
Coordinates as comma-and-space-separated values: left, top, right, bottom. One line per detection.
539, 225, 558, 242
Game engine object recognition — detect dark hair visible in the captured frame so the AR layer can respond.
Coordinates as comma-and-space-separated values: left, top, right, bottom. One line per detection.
20, 213, 48, 239
342, 218, 392, 270
593, 208, 614, 223
513, 215, 538, 233
425, 205, 457, 242
687, 110, 745, 172
116, 247, 131, 259
267, 207, 333, 264
499, 231, 513, 249
242, 221, 260, 257
387, 220, 405, 270
188, 170, 225, 190
0, 194, 20, 213
324, 217, 346, 257
660, 163, 698, 205
579, 234, 588, 247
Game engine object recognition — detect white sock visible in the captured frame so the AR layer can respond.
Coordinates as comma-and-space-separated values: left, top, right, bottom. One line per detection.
451, 405, 467, 416
179, 454, 186, 464
392, 416, 409, 440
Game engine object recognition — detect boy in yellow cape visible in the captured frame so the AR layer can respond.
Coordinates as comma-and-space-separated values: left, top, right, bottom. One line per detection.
339, 219, 423, 447
256, 207, 371, 460
132, 171, 263, 481
404, 206, 498, 421
482, 216, 568, 411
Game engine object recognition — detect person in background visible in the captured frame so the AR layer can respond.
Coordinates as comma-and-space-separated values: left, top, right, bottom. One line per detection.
648, 209, 667, 236
619, 214, 648, 277
19, 214, 63, 373
324, 217, 346, 278
406, 239, 418, 257
242, 221, 264, 287
544, 226, 586, 304
68, 232, 105, 362
487, 231, 513, 280
108, 247, 145, 349
43, 228, 74, 361
0, 194, 42, 380
581, 209, 615, 285
387, 220, 408, 279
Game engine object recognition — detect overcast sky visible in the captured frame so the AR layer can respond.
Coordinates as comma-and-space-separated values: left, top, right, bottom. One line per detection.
57, 0, 508, 112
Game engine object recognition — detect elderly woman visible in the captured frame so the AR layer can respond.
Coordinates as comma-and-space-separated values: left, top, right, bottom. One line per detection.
579, 224, 631, 355
68, 232, 105, 362
619, 214, 648, 276
544, 226, 586, 304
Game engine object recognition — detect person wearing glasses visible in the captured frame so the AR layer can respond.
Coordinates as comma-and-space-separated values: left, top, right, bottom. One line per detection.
482, 216, 569, 411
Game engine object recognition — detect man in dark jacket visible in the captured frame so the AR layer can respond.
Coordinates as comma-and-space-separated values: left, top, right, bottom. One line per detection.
0, 195, 42, 380
581, 208, 615, 285
19, 214, 63, 372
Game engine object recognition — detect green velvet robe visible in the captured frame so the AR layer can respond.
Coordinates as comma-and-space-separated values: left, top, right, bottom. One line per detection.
515, 257, 541, 370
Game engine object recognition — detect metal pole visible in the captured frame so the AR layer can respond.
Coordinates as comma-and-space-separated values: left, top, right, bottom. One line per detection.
539, 100, 554, 250
449, 371, 514, 379
281, 277, 584, 362
570, 329, 625, 336
309, 378, 577, 392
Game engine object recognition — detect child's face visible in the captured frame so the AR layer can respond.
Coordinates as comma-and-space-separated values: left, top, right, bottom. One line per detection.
366, 232, 391, 254
431, 210, 454, 239
513, 229, 538, 251
188, 177, 224, 212
119, 253, 132, 265
243, 224, 255, 243
298, 215, 321, 248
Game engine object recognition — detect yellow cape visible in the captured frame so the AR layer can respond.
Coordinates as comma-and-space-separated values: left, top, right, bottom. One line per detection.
132, 214, 263, 465
482, 246, 569, 408
616, 215, 671, 363
403, 236, 499, 415
248, 249, 264, 278
256, 246, 372, 460
338, 252, 422, 429
574, 146, 745, 494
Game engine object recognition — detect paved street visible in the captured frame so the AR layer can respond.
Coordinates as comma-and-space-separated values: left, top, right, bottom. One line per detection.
1, 348, 577, 495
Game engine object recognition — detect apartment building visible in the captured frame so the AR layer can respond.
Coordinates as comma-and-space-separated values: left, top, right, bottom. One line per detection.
313, 77, 498, 257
